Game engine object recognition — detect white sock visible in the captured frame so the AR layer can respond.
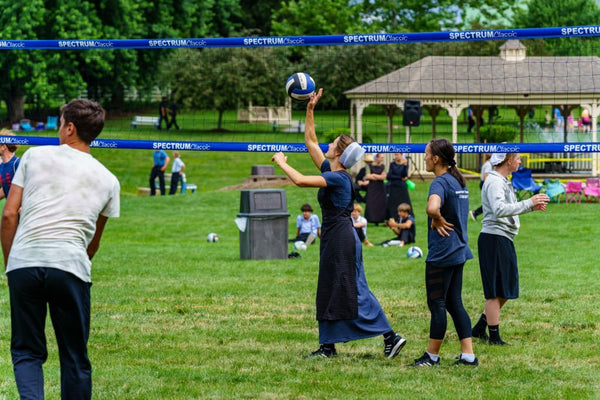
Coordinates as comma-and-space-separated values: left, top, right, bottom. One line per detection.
460, 353, 476, 362
426, 351, 439, 361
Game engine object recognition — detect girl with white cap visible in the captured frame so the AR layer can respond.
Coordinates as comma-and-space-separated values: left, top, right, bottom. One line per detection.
272, 88, 406, 359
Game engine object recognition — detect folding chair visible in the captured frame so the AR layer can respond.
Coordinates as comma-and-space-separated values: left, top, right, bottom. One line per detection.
46, 116, 58, 130
565, 181, 583, 203
584, 178, 600, 203
20, 119, 34, 132
510, 167, 541, 200
541, 179, 565, 203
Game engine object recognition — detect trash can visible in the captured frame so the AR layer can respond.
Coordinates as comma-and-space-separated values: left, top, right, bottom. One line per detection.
237, 189, 290, 260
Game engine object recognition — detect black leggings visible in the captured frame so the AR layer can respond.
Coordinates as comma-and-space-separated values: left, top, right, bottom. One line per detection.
425, 262, 472, 340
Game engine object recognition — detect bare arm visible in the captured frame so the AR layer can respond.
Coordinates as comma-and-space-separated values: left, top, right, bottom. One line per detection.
1, 185, 23, 269
426, 193, 454, 237
272, 152, 327, 187
161, 156, 170, 172
305, 89, 325, 170
87, 215, 109, 260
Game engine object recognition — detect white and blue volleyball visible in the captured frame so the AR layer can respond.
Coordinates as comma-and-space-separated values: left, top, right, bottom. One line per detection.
293, 241, 307, 251
407, 246, 423, 259
286, 72, 315, 101
207, 233, 219, 243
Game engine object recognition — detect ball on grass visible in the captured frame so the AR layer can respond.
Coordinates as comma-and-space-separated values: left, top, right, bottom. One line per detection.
286, 72, 315, 101
293, 241, 307, 251
407, 246, 423, 259
207, 233, 219, 243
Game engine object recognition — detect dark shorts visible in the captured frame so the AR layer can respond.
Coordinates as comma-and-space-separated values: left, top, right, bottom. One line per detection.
477, 232, 519, 299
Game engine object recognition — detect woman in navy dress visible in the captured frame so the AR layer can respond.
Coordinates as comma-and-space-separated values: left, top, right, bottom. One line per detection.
272, 89, 406, 358
386, 153, 412, 218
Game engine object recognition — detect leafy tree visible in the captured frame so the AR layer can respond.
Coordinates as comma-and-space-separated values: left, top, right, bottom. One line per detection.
160, 47, 286, 130
271, 0, 363, 36
513, 0, 600, 56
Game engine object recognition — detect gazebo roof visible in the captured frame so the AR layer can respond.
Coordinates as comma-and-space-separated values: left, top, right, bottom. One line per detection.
344, 53, 600, 97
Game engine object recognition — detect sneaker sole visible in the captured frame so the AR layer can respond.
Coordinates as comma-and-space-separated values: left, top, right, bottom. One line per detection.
387, 337, 407, 359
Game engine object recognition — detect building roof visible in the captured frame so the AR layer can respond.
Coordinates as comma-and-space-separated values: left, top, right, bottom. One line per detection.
344, 54, 600, 97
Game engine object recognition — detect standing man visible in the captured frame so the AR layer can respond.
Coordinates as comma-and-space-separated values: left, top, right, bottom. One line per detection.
1, 99, 120, 399
167, 99, 180, 130
149, 149, 170, 196
0, 129, 20, 200
158, 96, 169, 129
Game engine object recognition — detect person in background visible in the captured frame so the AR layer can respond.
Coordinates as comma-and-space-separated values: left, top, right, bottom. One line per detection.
290, 203, 321, 245
364, 153, 387, 225
411, 138, 477, 367
354, 153, 373, 203
386, 153, 412, 219
0, 129, 20, 201
471, 152, 549, 345
381, 203, 415, 247
158, 96, 169, 130
272, 88, 406, 359
2, 99, 120, 399
149, 149, 170, 196
167, 99, 180, 130
351, 203, 373, 247
469, 154, 492, 222
169, 151, 185, 195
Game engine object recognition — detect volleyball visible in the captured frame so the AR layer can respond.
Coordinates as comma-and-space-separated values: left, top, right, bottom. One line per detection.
407, 246, 423, 259
207, 233, 219, 242
293, 240, 307, 251
286, 72, 315, 101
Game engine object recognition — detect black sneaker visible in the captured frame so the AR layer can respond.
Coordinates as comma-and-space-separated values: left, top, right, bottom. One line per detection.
384, 334, 407, 359
310, 345, 337, 358
471, 326, 489, 341
410, 352, 440, 367
455, 356, 479, 366
489, 338, 509, 346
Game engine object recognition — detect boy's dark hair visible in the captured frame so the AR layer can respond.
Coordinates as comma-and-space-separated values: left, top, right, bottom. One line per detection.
60, 99, 105, 144
300, 204, 313, 212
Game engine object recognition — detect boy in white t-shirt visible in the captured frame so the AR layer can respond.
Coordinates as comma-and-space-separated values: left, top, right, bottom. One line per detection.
291, 203, 321, 245
2, 99, 120, 399
169, 151, 186, 195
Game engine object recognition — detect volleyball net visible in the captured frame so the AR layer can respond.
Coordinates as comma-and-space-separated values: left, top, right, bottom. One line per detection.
2, 25, 600, 174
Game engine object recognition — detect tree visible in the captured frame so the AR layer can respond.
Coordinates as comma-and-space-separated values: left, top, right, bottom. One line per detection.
271, 0, 363, 36
513, 0, 600, 56
160, 47, 286, 130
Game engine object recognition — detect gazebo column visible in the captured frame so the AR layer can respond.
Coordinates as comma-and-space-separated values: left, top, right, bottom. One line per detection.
353, 101, 367, 144
582, 103, 600, 176
442, 102, 469, 143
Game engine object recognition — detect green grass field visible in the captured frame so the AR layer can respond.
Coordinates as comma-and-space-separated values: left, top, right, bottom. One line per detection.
0, 143, 599, 399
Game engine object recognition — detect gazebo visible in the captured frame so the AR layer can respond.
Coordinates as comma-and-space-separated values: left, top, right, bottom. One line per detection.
344, 40, 600, 175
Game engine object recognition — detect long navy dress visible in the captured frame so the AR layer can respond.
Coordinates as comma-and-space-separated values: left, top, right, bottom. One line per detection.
365, 163, 387, 223
316, 160, 392, 344
386, 161, 413, 218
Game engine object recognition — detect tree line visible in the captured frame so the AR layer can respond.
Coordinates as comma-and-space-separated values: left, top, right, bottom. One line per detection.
1, 0, 599, 124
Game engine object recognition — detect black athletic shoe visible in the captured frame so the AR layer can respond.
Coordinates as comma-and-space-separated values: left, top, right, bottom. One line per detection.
310, 345, 337, 358
455, 356, 479, 366
410, 352, 440, 367
384, 334, 407, 359
471, 327, 489, 341
489, 338, 509, 346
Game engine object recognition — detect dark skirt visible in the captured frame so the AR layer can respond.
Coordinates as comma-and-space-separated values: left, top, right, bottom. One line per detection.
365, 181, 387, 223
386, 182, 412, 218
477, 232, 519, 299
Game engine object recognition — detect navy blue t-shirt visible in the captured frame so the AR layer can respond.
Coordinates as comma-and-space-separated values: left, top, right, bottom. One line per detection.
0, 155, 20, 197
320, 159, 352, 209
426, 172, 473, 267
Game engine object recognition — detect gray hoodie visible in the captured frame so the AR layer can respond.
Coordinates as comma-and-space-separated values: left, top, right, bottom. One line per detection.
480, 170, 534, 241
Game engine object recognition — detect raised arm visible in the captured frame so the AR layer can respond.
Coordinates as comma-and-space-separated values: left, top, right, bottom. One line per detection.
272, 152, 326, 188
305, 89, 325, 170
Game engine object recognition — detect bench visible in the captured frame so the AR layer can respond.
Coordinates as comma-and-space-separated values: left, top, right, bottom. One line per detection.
137, 173, 197, 195
131, 116, 159, 129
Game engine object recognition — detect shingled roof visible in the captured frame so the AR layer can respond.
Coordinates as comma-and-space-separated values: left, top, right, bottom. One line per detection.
344, 46, 600, 97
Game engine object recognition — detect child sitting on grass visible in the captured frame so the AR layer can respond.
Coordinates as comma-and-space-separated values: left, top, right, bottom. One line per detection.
351, 203, 373, 247
381, 203, 415, 247
290, 203, 321, 245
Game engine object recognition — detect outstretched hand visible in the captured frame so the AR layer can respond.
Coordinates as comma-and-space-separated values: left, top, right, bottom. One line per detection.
271, 152, 287, 166
430, 216, 454, 237
307, 88, 323, 111
530, 193, 549, 211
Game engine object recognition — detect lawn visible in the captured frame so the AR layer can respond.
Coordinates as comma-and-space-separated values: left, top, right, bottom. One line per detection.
0, 143, 598, 399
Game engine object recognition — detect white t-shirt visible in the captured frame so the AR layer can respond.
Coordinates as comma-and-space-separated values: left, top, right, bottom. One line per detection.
171, 157, 184, 173
6, 145, 120, 282
351, 215, 367, 237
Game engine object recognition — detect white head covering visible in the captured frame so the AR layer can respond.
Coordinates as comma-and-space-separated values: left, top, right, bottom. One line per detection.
490, 153, 507, 166
339, 142, 365, 168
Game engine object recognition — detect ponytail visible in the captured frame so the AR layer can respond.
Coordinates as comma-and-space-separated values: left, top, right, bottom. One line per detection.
429, 139, 466, 188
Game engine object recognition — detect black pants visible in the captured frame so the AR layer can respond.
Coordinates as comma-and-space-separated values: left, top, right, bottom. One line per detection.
169, 171, 181, 195
425, 262, 472, 340
8, 268, 92, 400
149, 166, 165, 196
167, 115, 179, 130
